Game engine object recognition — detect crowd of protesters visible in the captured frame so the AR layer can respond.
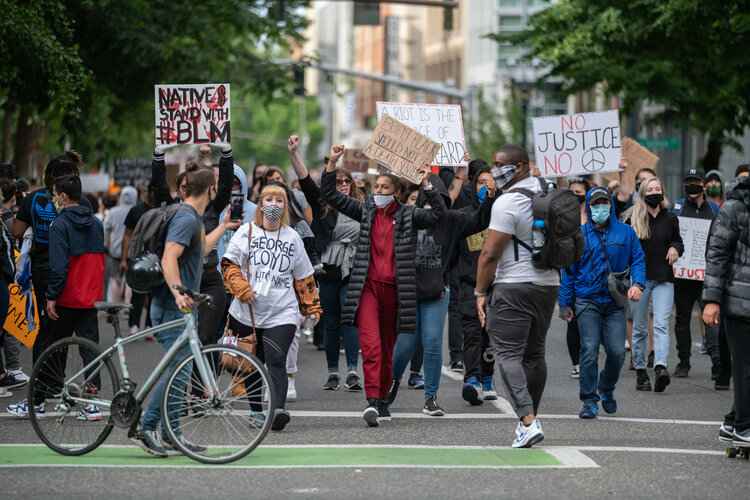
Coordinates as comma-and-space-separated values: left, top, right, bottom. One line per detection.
1, 139, 749, 453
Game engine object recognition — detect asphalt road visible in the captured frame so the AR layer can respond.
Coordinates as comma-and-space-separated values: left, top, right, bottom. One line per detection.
0, 311, 745, 500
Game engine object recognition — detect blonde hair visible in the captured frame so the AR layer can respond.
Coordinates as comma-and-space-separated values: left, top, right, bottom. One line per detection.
631, 177, 666, 240
255, 184, 290, 227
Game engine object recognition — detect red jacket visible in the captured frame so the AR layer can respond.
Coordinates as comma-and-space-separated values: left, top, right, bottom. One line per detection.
367, 202, 398, 284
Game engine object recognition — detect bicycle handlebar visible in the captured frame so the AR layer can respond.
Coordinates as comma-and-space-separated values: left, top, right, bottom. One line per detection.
173, 285, 214, 309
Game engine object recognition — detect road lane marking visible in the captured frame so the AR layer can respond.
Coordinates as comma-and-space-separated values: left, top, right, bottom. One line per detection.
0, 444, 592, 470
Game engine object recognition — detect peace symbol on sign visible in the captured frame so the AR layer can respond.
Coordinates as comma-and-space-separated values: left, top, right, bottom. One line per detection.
581, 148, 607, 173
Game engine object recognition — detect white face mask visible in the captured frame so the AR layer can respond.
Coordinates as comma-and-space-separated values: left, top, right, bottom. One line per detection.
491, 164, 517, 191
373, 194, 394, 208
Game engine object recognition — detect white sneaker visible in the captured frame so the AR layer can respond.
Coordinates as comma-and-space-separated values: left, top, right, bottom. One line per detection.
8, 370, 29, 383
286, 378, 297, 402
511, 419, 544, 448
77, 404, 104, 421
7, 399, 45, 418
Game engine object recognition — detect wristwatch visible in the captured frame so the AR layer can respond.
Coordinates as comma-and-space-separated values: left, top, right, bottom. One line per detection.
474, 289, 487, 298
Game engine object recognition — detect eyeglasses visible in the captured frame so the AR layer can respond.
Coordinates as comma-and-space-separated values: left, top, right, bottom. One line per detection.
336, 178, 353, 186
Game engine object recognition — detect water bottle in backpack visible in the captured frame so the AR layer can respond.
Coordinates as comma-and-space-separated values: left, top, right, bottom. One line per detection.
531, 219, 546, 264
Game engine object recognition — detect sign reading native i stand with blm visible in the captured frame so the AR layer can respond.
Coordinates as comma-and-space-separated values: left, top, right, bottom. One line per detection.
155, 83, 230, 146
532, 110, 621, 178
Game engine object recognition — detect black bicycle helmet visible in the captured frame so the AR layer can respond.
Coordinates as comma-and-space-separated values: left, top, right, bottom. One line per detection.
126, 253, 164, 294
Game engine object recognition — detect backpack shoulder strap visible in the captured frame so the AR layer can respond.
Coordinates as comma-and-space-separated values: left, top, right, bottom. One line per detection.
508, 187, 535, 200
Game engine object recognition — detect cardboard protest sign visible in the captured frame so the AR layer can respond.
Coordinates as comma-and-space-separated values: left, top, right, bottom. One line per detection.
342, 149, 375, 173
4, 284, 39, 349
363, 115, 440, 184
673, 217, 712, 281
376, 102, 466, 167
532, 110, 621, 178
600, 137, 660, 194
155, 83, 230, 146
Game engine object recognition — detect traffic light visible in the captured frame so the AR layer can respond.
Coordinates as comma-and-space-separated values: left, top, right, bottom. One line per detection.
293, 64, 305, 97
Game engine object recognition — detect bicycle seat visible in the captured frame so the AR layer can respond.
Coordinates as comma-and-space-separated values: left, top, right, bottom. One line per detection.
95, 302, 133, 314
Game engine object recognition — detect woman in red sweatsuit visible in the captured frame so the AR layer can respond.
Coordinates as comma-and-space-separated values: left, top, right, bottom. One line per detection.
321, 145, 446, 427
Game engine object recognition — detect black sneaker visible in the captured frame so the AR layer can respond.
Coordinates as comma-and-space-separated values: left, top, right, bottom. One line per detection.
130, 430, 168, 458
162, 433, 207, 453
0, 372, 27, 390
363, 400, 379, 427
423, 397, 445, 417
719, 423, 735, 443
322, 373, 340, 391
450, 361, 465, 373
674, 363, 690, 378
377, 400, 392, 421
271, 409, 291, 431
711, 365, 719, 381
384, 379, 400, 405
344, 371, 362, 391
636, 369, 652, 391
715, 380, 731, 391
647, 351, 655, 369
654, 365, 671, 393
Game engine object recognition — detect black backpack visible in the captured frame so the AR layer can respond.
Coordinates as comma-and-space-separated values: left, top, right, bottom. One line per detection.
126, 203, 183, 291
510, 178, 584, 270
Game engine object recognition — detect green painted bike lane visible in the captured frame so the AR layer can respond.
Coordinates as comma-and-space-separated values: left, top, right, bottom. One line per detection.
0, 445, 567, 469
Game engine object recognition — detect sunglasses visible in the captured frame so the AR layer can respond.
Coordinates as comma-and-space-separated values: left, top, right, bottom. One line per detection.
336, 178, 353, 186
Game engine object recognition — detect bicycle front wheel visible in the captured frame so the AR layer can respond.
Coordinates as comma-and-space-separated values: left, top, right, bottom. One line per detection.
28, 337, 119, 455
161, 345, 273, 464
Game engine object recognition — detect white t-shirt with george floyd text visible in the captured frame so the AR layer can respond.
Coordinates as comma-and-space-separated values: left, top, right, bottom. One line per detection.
224, 222, 314, 329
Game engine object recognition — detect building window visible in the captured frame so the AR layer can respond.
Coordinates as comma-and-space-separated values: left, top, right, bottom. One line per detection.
498, 0, 521, 7
497, 44, 522, 68
498, 15, 523, 31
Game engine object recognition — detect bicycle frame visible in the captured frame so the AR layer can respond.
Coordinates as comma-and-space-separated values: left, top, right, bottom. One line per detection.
62, 312, 220, 408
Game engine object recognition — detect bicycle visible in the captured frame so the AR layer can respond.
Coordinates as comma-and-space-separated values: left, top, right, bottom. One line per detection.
27, 285, 275, 464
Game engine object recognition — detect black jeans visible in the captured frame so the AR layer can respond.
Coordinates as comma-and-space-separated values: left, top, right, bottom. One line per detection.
459, 283, 493, 381
229, 316, 296, 411
33, 306, 100, 405
319, 277, 359, 372
674, 279, 719, 367
725, 316, 750, 433
129, 292, 151, 329
31, 262, 50, 364
718, 314, 732, 385
198, 268, 227, 345
447, 269, 463, 364
567, 318, 581, 366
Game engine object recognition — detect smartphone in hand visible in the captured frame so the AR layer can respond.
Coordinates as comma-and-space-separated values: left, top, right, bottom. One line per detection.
230, 193, 244, 221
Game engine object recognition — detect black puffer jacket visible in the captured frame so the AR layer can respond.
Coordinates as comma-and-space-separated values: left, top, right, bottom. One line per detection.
321, 170, 446, 333
703, 177, 750, 318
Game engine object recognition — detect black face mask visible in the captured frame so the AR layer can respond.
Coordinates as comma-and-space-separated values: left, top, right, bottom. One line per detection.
685, 184, 703, 197
644, 193, 664, 208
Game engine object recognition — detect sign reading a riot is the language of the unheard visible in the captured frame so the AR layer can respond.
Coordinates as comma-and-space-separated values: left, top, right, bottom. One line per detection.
155, 83, 230, 146
532, 110, 621, 178
673, 217, 711, 281
364, 115, 440, 185
376, 102, 466, 167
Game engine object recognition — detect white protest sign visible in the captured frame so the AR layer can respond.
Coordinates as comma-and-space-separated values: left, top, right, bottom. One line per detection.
673, 217, 712, 281
155, 83, 230, 146
532, 110, 621, 178
79, 173, 110, 193
376, 101, 466, 167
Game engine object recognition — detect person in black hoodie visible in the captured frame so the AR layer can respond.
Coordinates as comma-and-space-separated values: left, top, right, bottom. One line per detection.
43, 174, 105, 420
387, 172, 494, 416
455, 167, 499, 405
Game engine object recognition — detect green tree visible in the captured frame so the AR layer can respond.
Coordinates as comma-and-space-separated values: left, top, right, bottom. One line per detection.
467, 88, 524, 162
232, 94, 324, 170
493, 0, 750, 169
0, 0, 309, 173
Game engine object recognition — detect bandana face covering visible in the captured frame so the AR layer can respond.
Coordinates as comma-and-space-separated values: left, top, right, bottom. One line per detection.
261, 203, 283, 223
491, 164, 517, 191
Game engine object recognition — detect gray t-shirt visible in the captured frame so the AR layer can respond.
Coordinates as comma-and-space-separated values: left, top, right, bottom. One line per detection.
155, 205, 204, 310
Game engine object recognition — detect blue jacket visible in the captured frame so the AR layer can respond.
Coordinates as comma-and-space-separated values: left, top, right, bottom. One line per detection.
559, 191, 647, 308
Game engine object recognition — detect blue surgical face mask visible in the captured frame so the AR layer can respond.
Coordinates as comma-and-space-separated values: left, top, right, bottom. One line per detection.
591, 204, 611, 225
476, 185, 489, 204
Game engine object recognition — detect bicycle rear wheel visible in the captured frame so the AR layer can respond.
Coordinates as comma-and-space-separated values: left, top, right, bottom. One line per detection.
28, 337, 119, 455
161, 345, 274, 464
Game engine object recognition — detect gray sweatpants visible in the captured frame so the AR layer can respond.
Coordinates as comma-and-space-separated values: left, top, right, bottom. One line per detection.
486, 283, 558, 418
0, 331, 21, 372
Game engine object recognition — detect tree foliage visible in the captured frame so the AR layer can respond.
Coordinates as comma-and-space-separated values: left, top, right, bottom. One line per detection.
467, 88, 524, 163
1, 0, 310, 166
494, 0, 750, 167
